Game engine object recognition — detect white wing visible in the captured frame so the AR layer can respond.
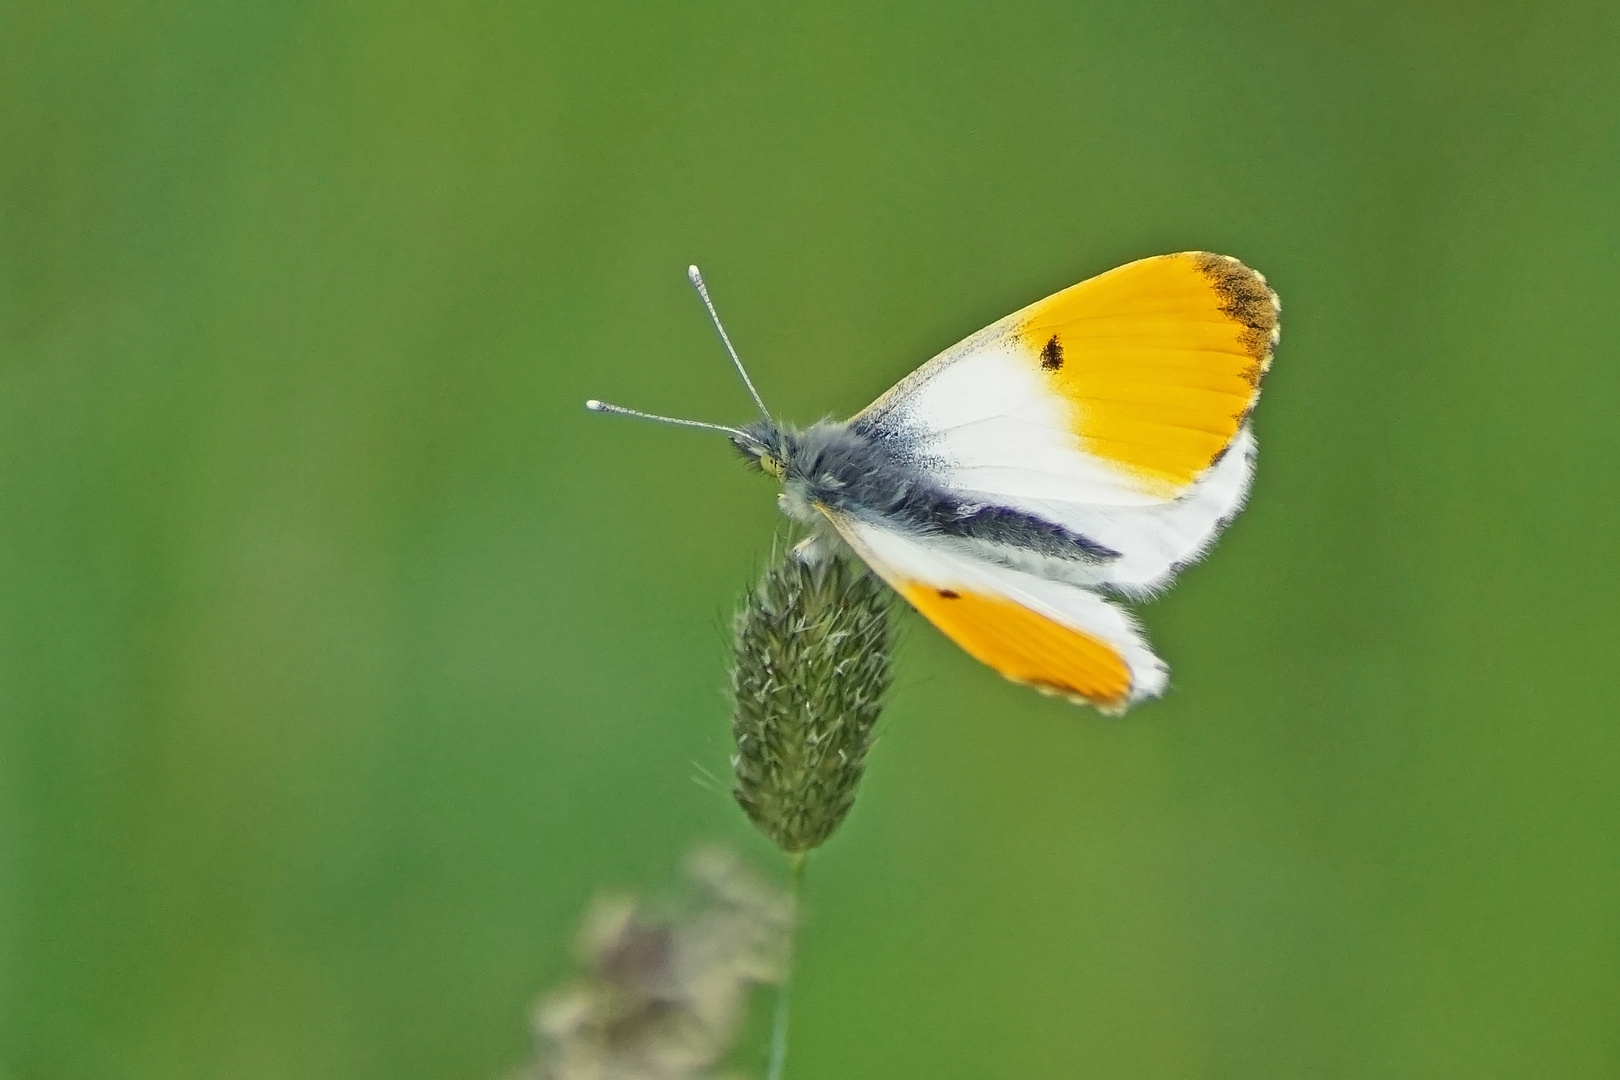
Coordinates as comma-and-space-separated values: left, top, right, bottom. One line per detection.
823, 510, 1169, 714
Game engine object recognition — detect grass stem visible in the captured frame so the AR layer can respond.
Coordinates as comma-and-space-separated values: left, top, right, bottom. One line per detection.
766, 852, 808, 1080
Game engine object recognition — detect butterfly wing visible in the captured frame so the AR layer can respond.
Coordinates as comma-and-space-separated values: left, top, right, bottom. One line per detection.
822, 509, 1168, 714
855, 252, 1278, 593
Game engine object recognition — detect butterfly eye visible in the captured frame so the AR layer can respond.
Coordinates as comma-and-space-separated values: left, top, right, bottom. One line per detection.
761, 455, 786, 480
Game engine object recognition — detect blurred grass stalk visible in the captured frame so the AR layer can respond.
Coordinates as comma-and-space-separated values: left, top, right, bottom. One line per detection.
525, 849, 793, 1080
729, 538, 894, 1078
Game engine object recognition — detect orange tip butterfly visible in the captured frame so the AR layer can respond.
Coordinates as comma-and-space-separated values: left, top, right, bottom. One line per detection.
588, 254, 1279, 714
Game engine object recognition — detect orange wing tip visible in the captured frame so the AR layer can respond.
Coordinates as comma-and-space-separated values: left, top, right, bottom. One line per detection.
1012, 251, 1280, 494
899, 583, 1165, 715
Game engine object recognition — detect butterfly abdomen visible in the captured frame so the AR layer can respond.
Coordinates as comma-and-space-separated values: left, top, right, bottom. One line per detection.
940, 504, 1119, 563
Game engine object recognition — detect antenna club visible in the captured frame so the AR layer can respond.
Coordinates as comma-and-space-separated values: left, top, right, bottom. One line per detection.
578, 397, 749, 438
685, 263, 770, 418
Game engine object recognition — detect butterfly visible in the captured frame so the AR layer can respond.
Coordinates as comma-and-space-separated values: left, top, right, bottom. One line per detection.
588, 252, 1278, 714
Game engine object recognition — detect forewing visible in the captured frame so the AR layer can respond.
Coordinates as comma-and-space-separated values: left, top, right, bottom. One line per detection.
855, 251, 1278, 591
824, 510, 1168, 714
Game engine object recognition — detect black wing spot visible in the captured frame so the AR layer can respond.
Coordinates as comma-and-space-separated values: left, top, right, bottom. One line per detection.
1040, 334, 1064, 371
937, 589, 961, 599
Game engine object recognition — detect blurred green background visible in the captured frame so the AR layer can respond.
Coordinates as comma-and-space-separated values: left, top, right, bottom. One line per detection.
4, 1, 1619, 1077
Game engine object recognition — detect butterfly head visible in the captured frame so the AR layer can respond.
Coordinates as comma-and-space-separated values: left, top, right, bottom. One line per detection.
733, 420, 824, 526
734, 418, 891, 529
731, 419, 794, 481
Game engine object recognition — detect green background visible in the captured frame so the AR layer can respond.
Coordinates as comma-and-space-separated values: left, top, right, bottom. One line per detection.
4, 2, 1619, 1077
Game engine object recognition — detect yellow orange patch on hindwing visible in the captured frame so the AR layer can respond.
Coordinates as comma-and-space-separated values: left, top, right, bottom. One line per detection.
899, 582, 1133, 709
1017, 252, 1279, 496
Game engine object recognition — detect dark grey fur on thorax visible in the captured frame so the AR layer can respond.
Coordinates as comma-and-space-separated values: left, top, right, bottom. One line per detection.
733, 418, 1120, 564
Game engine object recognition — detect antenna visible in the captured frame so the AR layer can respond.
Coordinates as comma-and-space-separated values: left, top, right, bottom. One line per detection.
688, 265, 769, 417
585, 399, 752, 440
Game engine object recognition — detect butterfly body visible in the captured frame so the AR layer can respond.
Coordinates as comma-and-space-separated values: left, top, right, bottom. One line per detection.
734, 417, 1123, 577
595, 252, 1278, 714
